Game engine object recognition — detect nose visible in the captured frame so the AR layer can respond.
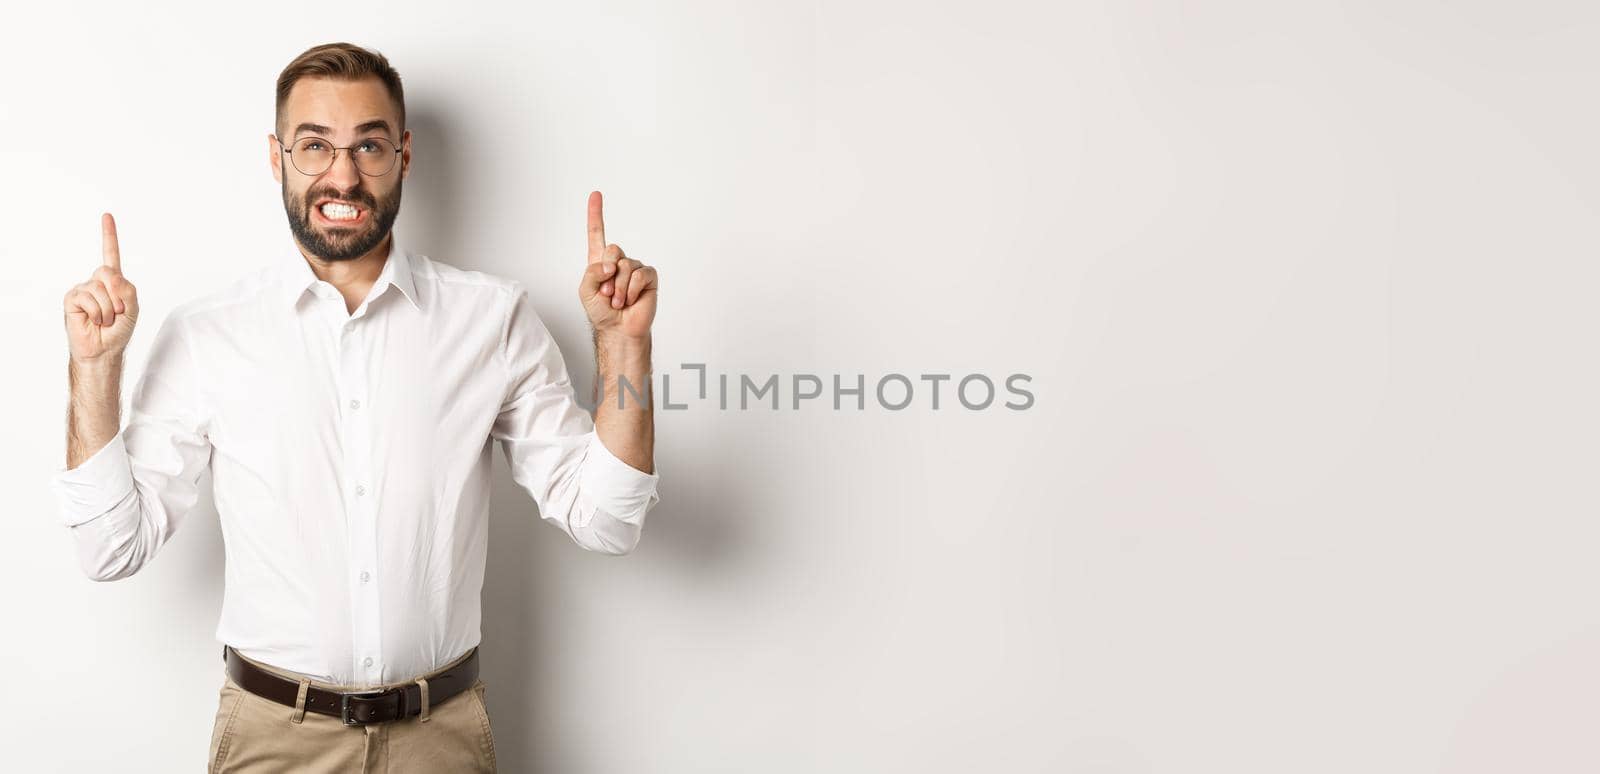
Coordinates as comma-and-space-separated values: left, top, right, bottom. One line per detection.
321, 146, 363, 191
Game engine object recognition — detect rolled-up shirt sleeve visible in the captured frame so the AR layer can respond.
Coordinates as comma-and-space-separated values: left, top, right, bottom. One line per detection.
489, 281, 660, 555
48, 311, 212, 581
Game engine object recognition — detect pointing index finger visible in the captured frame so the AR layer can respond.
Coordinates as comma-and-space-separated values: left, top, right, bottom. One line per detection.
587, 190, 606, 263
101, 212, 121, 271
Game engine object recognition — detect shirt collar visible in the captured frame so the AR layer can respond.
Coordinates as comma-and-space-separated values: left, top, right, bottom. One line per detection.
278, 231, 421, 311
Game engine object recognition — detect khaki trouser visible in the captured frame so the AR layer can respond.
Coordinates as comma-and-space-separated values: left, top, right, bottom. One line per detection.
207, 648, 497, 773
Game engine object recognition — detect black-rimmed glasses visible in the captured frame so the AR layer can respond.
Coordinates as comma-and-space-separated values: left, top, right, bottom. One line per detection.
279, 136, 401, 177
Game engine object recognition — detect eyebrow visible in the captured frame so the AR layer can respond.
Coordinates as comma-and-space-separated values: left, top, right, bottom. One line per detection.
293, 119, 393, 139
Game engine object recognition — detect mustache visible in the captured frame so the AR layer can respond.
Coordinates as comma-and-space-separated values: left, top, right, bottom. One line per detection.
304, 190, 376, 209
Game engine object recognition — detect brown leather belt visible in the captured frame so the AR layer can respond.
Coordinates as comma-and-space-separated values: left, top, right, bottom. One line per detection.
222, 645, 479, 726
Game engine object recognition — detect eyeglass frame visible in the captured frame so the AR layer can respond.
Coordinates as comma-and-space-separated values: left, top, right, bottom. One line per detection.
276, 134, 403, 177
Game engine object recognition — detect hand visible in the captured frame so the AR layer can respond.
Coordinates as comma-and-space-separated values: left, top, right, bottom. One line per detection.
577, 191, 657, 340
64, 213, 140, 363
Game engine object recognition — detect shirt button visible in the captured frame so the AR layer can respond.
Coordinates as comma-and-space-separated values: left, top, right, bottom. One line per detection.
355, 485, 366, 497
349, 399, 361, 410
360, 571, 370, 583
363, 657, 374, 668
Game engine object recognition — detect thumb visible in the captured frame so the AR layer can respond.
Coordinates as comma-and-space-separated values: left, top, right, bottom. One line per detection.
119, 283, 140, 321
579, 259, 616, 299
106, 276, 140, 319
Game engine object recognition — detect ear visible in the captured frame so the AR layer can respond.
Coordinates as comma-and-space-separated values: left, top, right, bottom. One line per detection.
269, 133, 283, 184
400, 129, 412, 181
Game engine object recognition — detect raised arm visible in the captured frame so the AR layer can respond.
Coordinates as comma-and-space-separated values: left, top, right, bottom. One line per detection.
576, 190, 657, 473
490, 191, 661, 555
52, 213, 212, 581
64, 213, 138, 468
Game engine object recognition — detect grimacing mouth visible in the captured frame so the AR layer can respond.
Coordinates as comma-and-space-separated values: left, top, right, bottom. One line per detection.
309, 197, 369, 224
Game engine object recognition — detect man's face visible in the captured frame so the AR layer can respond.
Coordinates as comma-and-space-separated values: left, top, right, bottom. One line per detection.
270, 76, 410, 262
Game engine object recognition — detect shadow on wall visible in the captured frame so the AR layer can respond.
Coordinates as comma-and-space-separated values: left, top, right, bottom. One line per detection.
401, 102, 750, 772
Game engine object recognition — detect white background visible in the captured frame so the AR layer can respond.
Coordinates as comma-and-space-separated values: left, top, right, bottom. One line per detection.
4, 1, 1599, 771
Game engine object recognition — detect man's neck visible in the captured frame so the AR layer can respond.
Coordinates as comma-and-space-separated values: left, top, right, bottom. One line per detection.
296, 233, 391, 298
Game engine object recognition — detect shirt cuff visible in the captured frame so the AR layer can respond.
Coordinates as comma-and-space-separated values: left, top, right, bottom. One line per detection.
49, 430, 136, 528
580, 430, 661, 521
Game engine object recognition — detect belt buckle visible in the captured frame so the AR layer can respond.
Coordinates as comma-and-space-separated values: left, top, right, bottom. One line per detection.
340, 687, 405, 726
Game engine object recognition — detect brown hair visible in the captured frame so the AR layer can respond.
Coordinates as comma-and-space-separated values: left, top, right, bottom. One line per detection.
275, 42, 405, 138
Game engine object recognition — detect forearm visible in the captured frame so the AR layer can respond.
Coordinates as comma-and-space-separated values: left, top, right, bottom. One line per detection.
66, 355, 123, 469
592, 331, 654, 474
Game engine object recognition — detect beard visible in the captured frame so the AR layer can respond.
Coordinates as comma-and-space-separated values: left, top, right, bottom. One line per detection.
282, 178, 402, 262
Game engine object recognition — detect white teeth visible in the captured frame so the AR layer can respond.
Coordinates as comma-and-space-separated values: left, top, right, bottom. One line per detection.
320, 202, 359, 220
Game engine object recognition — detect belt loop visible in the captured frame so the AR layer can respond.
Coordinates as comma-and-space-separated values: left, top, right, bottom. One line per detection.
415, 677, 431, 723
290, 678, 310, 724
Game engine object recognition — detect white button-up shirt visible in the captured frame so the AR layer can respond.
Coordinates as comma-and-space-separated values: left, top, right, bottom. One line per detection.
49, 231, 661, 686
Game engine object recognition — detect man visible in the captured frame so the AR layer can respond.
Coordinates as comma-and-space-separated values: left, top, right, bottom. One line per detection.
50, 42, 661, 773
